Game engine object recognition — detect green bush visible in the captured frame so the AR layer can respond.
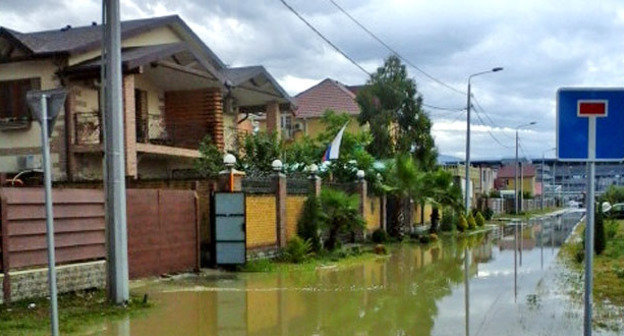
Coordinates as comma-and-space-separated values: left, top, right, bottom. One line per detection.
467, 214, 477, 230
440, 208, 455, 232
595, 203, 606, 255
282, 236, 312, 263
297, 195, 324, 251
489, 190, 500, 198
457, 215, 468, 232
320, 188, 365, 250
371, 228, 389, 243
475, 212, 486, 227
483, 206, 494, 220
605, 219, 618, 239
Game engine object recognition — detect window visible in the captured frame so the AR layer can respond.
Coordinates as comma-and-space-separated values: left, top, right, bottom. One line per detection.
281, 115, 292, 138
135, 89, 148, 142
0, 78, 40, 130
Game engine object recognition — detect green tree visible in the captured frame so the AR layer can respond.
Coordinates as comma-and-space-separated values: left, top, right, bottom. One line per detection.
320, 188, 365, 250
475, 211, 486, 227
467, 213, 477, 230
356, 55, 437, 169
237, 131, 282, 176
195, 136, 224, 178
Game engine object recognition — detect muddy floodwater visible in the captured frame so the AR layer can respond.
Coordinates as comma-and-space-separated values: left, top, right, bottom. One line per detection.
86, 210, 621, 336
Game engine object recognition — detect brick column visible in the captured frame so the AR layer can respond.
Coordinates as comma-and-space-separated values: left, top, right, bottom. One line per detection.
122, 75, 138, 178
266, 101, 281, 140
309, 175, 321, 197
275, 172, 287, 247
357, 178, 367, 239
218, 169, 245, 192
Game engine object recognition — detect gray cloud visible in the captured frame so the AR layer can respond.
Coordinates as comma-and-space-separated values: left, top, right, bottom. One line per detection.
2, 0, 624, 159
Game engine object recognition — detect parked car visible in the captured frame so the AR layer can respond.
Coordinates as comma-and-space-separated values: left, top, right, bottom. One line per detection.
605, 203, 624, 219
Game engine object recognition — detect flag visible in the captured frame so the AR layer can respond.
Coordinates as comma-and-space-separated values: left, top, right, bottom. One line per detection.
322, 123, 348, 162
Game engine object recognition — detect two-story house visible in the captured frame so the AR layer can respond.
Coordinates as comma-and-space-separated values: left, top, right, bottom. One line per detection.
0, 15, 293, 182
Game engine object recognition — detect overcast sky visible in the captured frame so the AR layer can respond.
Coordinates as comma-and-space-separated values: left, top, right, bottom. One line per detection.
3, 0, 624, 160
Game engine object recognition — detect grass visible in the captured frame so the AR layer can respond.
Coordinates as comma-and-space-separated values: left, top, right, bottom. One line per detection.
0, 289, 151, 336
561, 218, 624, 306
238, 245, 389, 273
493, 206, 562, 220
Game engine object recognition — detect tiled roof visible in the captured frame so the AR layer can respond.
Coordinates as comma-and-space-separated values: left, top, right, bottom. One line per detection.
294, 78, 361, 118
496, 164, 536, 178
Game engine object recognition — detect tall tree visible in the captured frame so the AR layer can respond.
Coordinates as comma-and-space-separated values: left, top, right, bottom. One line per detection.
357, 55, 437, 169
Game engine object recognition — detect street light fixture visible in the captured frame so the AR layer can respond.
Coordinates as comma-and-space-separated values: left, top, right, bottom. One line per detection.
515, 121, 537, 214
464, 67, 503, 214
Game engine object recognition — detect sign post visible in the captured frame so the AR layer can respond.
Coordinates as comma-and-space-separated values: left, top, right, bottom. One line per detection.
557, 88, 624, 336
26, 88, 67, 336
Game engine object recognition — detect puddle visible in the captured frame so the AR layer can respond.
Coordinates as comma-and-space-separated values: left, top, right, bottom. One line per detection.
84, 210, 622, 335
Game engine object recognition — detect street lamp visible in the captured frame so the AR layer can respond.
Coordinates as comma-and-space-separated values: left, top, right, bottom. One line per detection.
465, 67, 503, 214
515, 121, 537, 214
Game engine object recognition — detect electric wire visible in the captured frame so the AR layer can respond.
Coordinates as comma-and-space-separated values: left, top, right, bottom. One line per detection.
327, 0, 465, 96
279, 0, 463, 112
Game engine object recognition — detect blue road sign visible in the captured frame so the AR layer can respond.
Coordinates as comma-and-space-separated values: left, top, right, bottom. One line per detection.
557, 88, 624, 161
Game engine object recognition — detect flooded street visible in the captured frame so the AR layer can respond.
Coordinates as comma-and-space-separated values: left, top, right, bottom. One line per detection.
88, 210, 619, 336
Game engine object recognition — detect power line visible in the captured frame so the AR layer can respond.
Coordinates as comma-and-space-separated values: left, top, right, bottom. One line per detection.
279, 0, 463, 111
471, 95, 515, 140
279, 0, 370, 75
473, 109, 513, 149
327, 0, 465, 96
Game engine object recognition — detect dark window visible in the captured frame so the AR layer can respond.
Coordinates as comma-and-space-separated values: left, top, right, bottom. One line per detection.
0, 78, 40, 130
0, 78, 38, 119
135, 89, 148, 142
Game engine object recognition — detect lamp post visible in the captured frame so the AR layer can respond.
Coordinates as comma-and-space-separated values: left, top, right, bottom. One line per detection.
515, 122, 537, 214
465, 67, 503, 214
223, 153, 236, 192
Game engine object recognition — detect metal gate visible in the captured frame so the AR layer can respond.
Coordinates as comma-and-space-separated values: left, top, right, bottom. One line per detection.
212, 192, 246, 265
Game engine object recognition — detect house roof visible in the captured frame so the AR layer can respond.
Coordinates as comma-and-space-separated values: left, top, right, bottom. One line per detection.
496, 165, 536, 178
64, 43, 188, 73
294, 78, 361, 119
226, 66, 295, 107
1, 15, 294, 107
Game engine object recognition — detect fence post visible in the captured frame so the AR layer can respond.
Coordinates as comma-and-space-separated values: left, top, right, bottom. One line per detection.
356, 174, 367, 239
309, 175, 321, 197
275, 172, 287, 248
1, 195, 10, 303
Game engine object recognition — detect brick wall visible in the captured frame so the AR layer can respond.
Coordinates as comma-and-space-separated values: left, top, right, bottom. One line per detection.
285, 196, 306, 241
365, 196, 381, 232
245, 195, 277, 248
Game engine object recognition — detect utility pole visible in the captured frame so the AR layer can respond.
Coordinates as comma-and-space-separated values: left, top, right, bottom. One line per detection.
102, 0, 129, 304
465, 67, 503, 215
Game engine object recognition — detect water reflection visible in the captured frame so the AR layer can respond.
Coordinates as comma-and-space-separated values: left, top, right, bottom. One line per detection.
95, 211, 599, 336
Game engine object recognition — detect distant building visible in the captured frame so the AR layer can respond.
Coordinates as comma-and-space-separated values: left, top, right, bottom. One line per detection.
495, 165, 537, 196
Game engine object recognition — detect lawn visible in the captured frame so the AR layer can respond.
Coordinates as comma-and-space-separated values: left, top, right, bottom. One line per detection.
0, 289, 150, 336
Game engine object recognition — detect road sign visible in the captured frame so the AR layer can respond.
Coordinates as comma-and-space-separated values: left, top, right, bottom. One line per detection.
557, 88, 624, 161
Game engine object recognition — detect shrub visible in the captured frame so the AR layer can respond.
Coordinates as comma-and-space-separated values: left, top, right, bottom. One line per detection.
457, 215, 468, 232
483, 206, 494, 220
595, 203, 606, 255
373, 244, 388, 255
320, 189, 365, 250
429, 233, 438, 241
195, 136, 224, 178
297, 195, 324, 251
489, 190, 501, 198
429, 207, 440, 233
467, 214, 477, 230
419, 235, 431, 244
371, 228, 389, 243
475, 212, 486, 227
440, 208, 455, 232
282, 236, 312, 263
605, 219, 618, 239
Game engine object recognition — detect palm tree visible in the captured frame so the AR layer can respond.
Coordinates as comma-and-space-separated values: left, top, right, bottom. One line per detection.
320, 188, 365, 250
383, 155, 464, 237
